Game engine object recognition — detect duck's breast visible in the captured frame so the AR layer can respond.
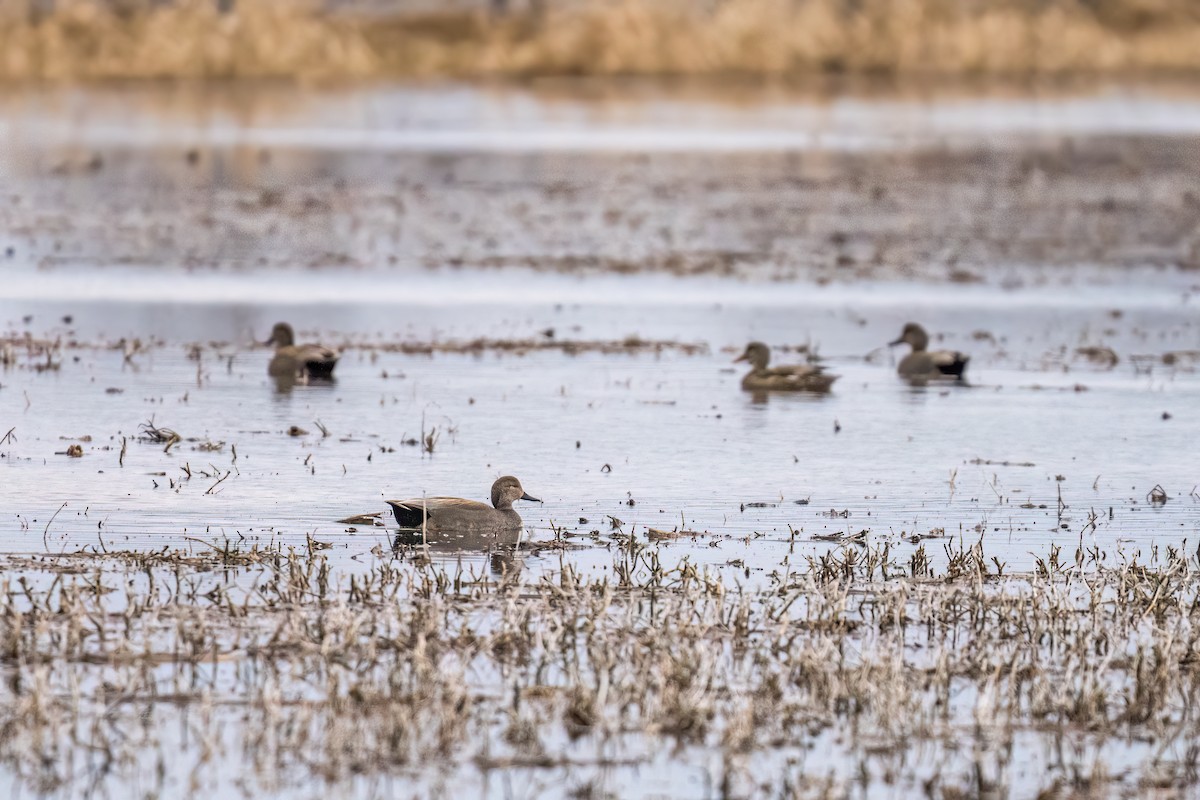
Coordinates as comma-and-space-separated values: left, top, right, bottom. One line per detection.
898, 352, 938, 378
268, 349, 300, 377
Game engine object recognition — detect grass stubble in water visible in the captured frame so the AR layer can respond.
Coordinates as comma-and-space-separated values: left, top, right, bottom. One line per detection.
1, 534, 1200, 797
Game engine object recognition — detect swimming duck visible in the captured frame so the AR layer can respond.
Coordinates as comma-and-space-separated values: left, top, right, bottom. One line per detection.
385, 476, 541, 533
264, 322, 339, 380
888, 323, 969, 380
735, 342, 838, 393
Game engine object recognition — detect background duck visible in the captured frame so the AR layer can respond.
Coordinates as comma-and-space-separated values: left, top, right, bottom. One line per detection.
264, 322, 339, 380
734, 341, 838, 393
888, 322, 969, 380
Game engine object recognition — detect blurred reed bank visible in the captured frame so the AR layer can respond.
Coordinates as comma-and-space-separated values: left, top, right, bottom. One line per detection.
2, 0, 1200, 80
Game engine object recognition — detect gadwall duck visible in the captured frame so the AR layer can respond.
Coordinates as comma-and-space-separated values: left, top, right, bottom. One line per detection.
264, 322, 339, 380
888, 323, 969, 380
735, 342, 838, 393
386, 476, 541, 533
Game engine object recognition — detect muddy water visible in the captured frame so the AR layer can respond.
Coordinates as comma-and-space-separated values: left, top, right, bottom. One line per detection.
4, 81, 1200, 287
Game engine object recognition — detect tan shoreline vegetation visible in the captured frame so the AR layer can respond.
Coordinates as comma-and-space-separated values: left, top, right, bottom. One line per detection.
2, 0, 1200, 81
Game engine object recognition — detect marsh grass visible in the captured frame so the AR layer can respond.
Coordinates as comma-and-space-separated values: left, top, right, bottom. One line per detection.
2, 537, 1200, 795
0, 0, 377, 80
4, 0, 1200, 81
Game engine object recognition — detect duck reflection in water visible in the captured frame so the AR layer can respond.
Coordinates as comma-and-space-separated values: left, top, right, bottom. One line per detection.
391, 526, 526, 578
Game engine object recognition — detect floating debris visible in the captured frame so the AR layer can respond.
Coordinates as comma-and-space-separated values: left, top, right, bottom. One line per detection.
337, 513, 383, 526
646, 527, 703, 541
139, 419, 182, 453
812, 529, 867, 544
1074, 346, 1119, 368
969, 457, 1036, 467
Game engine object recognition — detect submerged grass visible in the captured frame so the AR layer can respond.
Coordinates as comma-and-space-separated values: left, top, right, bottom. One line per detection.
3, 0, 1200, 81
2, 537, 1200, 795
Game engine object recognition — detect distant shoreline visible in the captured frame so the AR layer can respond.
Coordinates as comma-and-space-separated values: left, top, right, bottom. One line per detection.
4, 0, 1200, 81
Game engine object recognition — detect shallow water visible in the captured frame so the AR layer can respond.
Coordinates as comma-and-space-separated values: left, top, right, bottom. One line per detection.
4, 79, 1200, 287
2, 79, 1200, 799
8, 79, 1200, 152
3, 267, 1197, 585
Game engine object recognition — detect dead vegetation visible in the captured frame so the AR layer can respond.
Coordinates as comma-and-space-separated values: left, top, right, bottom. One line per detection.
1, 537, 1199, 796
359, 335, 708, 357
1075, 344, 1120, 368
138, 417, 182, 452
0, 333, 708, 359
4, 0, 1200, 80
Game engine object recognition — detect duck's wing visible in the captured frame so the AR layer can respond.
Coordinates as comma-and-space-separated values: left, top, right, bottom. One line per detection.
765, 363, 823, 379
930, 350, 969, 377
385, 497, 491, 528
743, 364, 837, 392
803, 372, 839, 392
766, 364, 831, 388
296, 343, 340, 371
297, 343, 338, 359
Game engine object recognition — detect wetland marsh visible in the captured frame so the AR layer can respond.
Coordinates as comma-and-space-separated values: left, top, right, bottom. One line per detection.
1, 80, 1199, 798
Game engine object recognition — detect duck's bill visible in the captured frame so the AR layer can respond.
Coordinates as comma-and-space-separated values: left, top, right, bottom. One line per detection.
888, 337, 904, 346
733, 353, 749, 363
520, 492, 542, 503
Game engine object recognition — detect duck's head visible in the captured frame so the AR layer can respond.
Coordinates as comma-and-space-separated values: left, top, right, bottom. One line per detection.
264, 322, 295, 347
889, 323, 929, 352
491, 476, 541, 509
734, 341, 771, 370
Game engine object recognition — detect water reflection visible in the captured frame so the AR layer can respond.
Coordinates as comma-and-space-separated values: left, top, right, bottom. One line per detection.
742, 389, 839, 406
271, 373, 337, 394
392, 527, 526, 578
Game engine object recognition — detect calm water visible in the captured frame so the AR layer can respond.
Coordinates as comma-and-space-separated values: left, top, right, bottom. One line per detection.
2, 80, 1200, 799
3, 267, 1197, 584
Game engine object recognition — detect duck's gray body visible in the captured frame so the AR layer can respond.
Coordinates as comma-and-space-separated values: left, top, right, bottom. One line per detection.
890, 323, 968, 381
384, 476, 540, 534
387, 496, 524, 532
